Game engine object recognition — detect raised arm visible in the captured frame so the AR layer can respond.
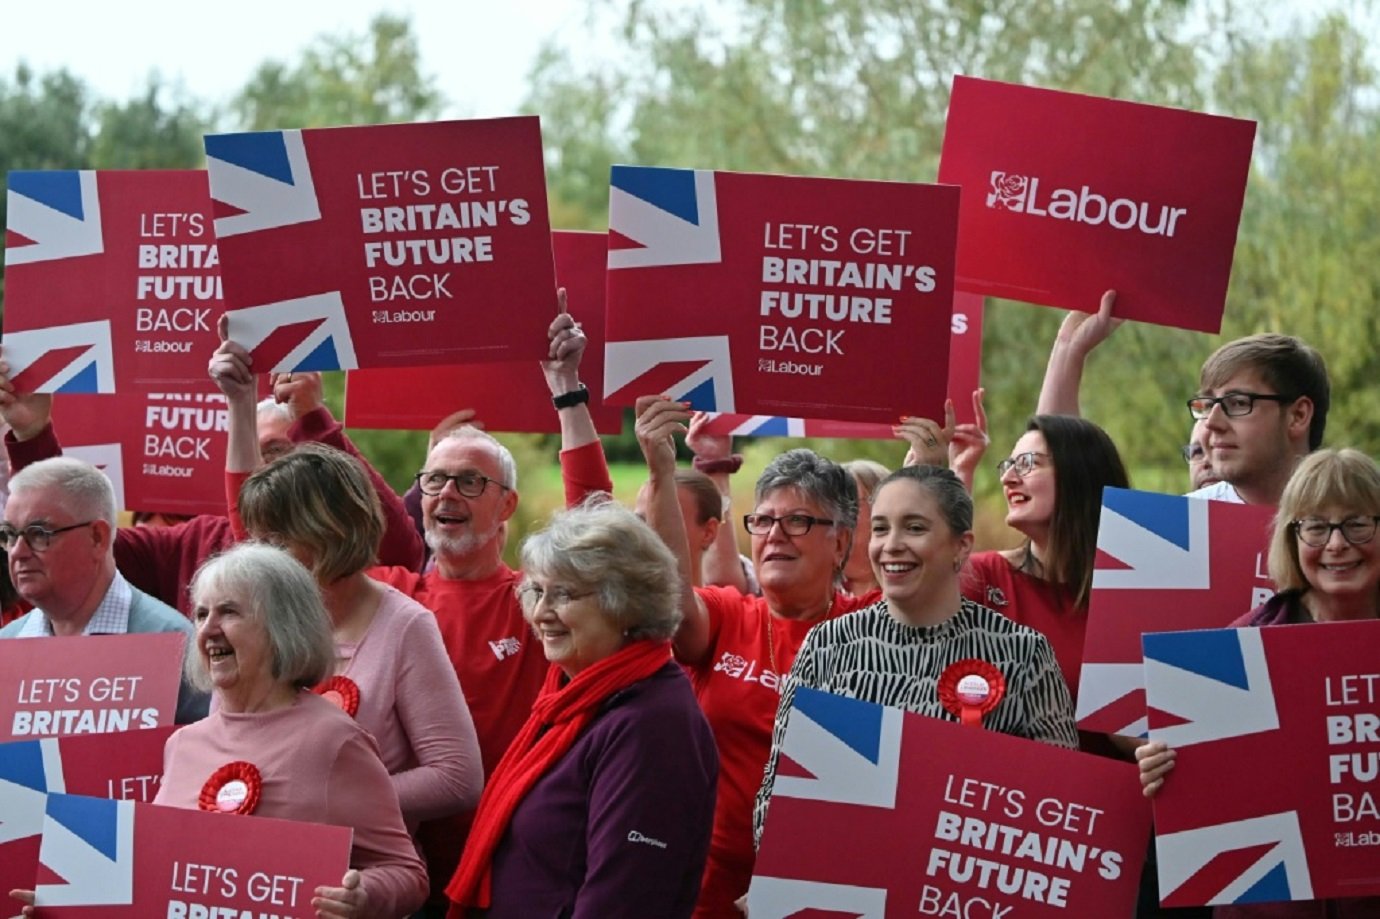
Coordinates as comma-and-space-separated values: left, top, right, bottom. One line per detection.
545, 289, 613, 504
894, 390, 990, 492
1036, 289, 1122, 417
0, 355, 58, 471
635, 395, 712, 663
686, 412, 750, 593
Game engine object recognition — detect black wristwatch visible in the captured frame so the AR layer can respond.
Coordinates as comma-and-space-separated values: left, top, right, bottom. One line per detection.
552, 384, 590, 410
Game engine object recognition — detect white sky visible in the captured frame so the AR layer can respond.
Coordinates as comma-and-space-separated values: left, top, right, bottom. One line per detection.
2, 0, 591, 117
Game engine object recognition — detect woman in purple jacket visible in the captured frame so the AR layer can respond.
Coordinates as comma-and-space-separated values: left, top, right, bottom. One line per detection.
446, 500, 718, 919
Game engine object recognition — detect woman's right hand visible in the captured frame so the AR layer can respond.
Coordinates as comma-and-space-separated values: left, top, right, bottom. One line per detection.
8, 887, 35, 916
635, 395, 690, 478
1135, 740, 1176, 798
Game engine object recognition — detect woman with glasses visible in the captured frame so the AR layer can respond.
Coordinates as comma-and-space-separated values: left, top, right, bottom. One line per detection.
445, 500, 717, 918
959, 415, 1129, 753
210, 341, 483, 840
1137, 448, 1380, 918
636, 396, 879, 919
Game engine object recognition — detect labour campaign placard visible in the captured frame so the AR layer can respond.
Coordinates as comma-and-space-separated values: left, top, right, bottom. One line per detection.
938, 76, 1256, 333
48, 388, 229, 517
1143, 620, 1380, 907
3, 170, 221, 393
1076, 488, 1275, 736
0, 633, 185, 742
31, 793, 351, 916
0, 727, 174, 900
699, 292, 984, 436
603, 166, 959, 424
345, 230, 622, 434
750, 687, 1150, 918
205, 116, 554, 372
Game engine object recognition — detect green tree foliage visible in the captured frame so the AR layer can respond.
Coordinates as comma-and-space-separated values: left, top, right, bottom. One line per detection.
230, 13, 443, 130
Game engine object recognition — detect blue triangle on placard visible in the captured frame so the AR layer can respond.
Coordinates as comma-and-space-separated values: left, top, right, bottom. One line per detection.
204, 131, 294, 185
47, 794, 119, 861
681, 377, 717, 412
754, 417, 791, 436
1103, 487, 1191, 550
1235, 860, 1291, 903
610, 165, 699, 225
9, 171, 86, 220
0, 740, 47, 792
294, 335, 341, 372
793, 686, 883, 764
1143, 628, 1250, 691
55, 359, 99, 394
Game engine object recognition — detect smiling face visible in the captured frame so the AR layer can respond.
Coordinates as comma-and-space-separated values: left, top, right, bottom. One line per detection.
1296, 505, 1380, 608
193, 585, 277, 710
422, 438, 518, 562
1000, 430, 1055, 541
869, 478, 972, 620
749, 486, 850, 616
523, 578, 626, 677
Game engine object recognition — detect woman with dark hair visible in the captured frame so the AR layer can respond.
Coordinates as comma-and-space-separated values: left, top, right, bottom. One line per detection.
960, 415, 1129, 717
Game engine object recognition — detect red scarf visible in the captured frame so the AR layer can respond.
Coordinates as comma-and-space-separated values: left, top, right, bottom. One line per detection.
446, 639, 672, 913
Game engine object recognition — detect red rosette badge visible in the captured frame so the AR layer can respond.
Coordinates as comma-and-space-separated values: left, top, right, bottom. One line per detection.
199, 761, 262, 815
938, 659, 1006, 727
313, 675, 361, 717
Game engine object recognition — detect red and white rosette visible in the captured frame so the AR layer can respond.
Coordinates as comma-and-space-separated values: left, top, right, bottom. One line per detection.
938, 658, 1006, 728
199, 761, 262, 815
313, 675, 361, 717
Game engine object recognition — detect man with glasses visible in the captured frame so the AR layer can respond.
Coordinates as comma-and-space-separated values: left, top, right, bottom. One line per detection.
0, 457, 208, 723
368, 296, 613, 916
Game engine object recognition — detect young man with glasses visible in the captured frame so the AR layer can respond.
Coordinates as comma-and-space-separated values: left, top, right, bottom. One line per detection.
0, 457, 208, 723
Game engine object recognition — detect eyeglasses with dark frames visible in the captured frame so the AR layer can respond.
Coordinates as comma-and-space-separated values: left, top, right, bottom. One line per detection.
742, 513, 835, 537
1290, 515, 1380, 549
415, 470, 508, 498
1185, 392, 1295, 421
0, 521, 96, 552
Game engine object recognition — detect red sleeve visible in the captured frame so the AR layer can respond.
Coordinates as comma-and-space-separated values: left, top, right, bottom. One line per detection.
4, 422, 62, 473
115, 516, 234, 616
225, 470, 252, 541
682, 586, 741, 668
289, 406, 424, 571
560, 440, 613, 508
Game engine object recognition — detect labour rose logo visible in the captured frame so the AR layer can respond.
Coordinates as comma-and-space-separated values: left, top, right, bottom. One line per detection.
985, 171, 1029, 211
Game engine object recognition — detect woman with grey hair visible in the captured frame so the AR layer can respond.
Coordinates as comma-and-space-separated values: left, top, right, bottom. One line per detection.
635, 396, 880, 919
10, 543, 428, 918
446, 500, 717, 918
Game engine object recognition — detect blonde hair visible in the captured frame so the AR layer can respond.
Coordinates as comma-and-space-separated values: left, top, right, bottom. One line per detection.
1268, 448, 1380, 592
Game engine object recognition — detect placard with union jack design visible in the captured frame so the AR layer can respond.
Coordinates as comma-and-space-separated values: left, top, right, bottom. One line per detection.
937, 76, 1256, 332
1076, 488, 1275, 736
603, 165, 959, 424
750, 687, 1150, 917
30, 792, 351, 915
0, 727, 173, 899
204, 117, 555, 372
3, 170, 221, 393
1143, 620, 1380, 907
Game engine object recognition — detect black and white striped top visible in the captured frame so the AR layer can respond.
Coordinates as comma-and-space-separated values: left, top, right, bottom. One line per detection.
753, 598, 1078, 845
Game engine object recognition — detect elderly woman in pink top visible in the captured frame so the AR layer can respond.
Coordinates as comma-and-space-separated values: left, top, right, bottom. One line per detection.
8, 543, 429, 918
209, 333, 483, 836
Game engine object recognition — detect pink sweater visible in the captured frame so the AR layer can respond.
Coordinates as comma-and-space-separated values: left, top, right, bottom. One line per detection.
157, 693, 428, 917
341, 584, 483, 826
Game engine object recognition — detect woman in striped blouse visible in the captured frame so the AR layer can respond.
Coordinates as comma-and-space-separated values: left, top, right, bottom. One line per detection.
754, 464, 1078, 845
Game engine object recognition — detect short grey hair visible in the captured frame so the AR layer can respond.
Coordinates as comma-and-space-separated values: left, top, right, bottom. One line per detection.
436, 426, 518, 491
519, 499, 682, 641
256, 397, 293, 426
185, 543, 335, 693
8, 457, 116, 527
754, 449, 858, 531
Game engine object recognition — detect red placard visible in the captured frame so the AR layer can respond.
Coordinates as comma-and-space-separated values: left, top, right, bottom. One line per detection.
1076, 488, 1275, 736
937, 76, 1256, 333
3, 170, 220, 394
344, 230, 622, 434
1143, 620, 1380, 905
603, 165, 959, 424
0, 727, 174, 900
31, 792, 351, 915
204, 117, 555, 373
699, 292, 984, 437
750, 687, 1150, 917
0, 633, 185, 742
50, 387, 229, 517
